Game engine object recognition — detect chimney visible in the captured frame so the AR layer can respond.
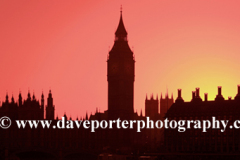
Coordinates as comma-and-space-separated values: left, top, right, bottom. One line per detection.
234, 85, 240, 100
218, 86, 222, 95
176, 89, 184, 103
192, 91, 195, 100
196, 88, 200, 97
204, 93, 208, 101
238, 85, 240, 95
215, 86, 224, 101
178, 89, 181, 98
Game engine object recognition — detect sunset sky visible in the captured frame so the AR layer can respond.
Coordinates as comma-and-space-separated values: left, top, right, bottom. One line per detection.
1, 0, 240, 118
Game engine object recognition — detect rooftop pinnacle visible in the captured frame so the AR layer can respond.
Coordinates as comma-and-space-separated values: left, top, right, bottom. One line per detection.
115, 10, 127, 39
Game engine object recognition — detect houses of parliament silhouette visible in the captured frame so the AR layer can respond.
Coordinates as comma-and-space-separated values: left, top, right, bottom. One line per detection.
1, 10, 240, 160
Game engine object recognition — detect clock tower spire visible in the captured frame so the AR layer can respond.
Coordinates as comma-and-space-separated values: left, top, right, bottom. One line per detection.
107, 10, 135, 120
114, 9, 127, 41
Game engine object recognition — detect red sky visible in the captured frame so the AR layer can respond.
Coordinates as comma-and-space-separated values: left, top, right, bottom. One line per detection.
1, 0, 240, 118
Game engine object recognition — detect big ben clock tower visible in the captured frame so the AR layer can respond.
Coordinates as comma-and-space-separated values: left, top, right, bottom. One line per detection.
107, 10, 135, 120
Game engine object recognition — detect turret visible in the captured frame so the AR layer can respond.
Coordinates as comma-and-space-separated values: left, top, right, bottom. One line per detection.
47, 90, 53, 107
11, 95, 14, 103
5, 93, 9, 103
27, 91, 31, 100
63, 112, 67, 120
32, 93, 36, 100
165, 92, 169, 99
18, 92, 22, 106
46, 90, 55, 120
41, 92, 44, 108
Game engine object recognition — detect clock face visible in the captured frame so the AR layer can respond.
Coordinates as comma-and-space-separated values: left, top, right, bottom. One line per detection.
125, 64, 132, 73
111, 65, 118, 73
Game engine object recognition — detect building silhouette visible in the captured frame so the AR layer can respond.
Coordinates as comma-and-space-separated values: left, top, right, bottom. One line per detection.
0, 11, 161, 160
0, 91, 53, 120
107, 10, 135, 121
165, 86, 240, 157
160, 93, 173, 117
145, 95, 159, 119
145, 93, 173, 120
1, 9, 240, 160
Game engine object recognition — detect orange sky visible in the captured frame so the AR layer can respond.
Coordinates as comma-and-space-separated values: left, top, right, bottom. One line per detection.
1, 0, 240, 118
